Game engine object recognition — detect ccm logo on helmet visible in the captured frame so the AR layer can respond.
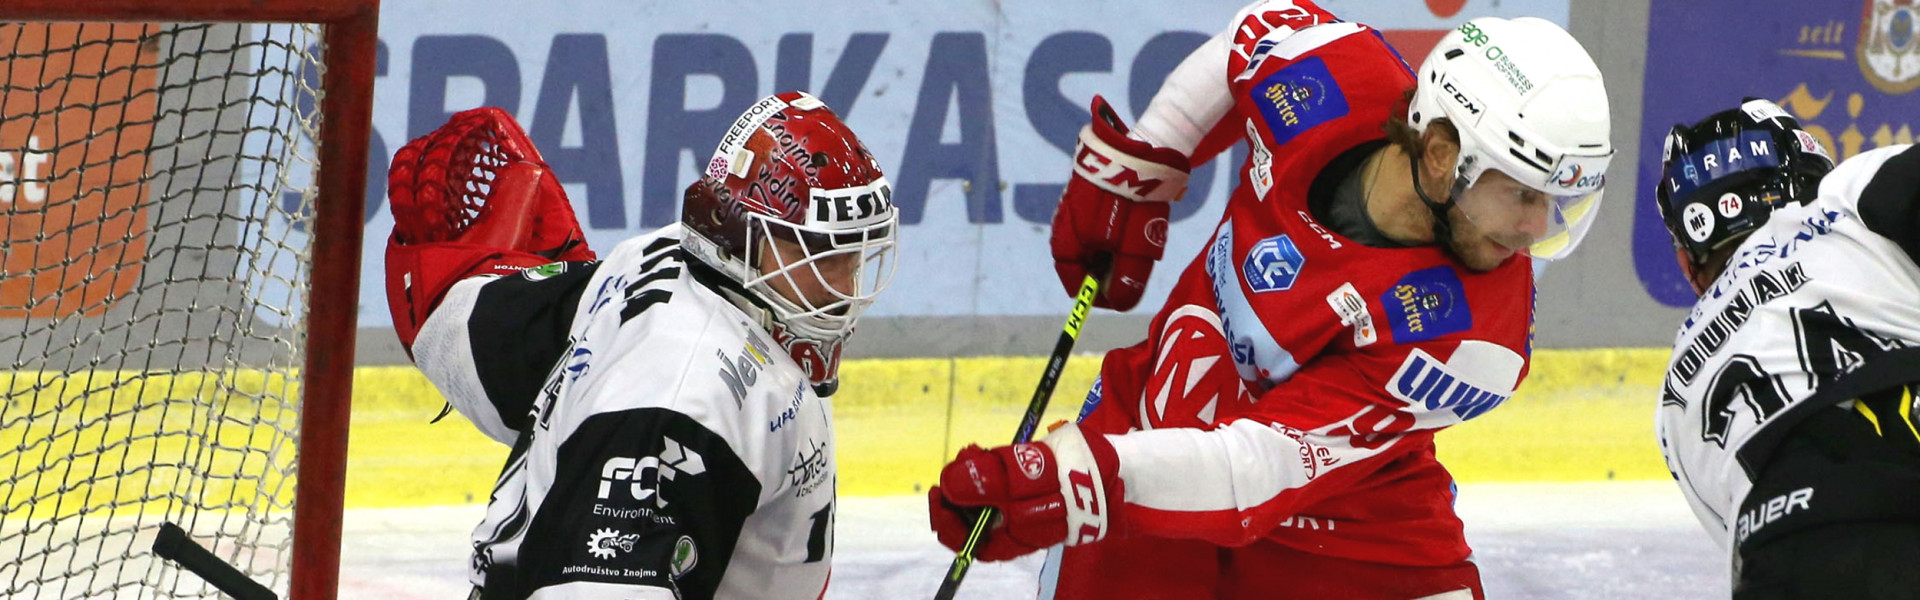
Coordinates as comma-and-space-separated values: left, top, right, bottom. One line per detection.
1442, 79, 1482, 117
808, 179, 895, 228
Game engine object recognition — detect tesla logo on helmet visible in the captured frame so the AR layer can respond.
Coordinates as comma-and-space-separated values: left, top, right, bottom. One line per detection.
809, 180, 895, 228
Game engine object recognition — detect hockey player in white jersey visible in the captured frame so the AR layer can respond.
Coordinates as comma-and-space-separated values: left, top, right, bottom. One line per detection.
1652, 99, 1920, 599
383, 92, 897, 599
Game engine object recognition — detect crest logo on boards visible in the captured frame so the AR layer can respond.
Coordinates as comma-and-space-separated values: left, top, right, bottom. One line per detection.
1859, 0, 1920, 94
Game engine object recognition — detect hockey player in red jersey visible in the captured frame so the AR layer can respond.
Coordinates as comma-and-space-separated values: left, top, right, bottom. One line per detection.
927, 2, 1614, 598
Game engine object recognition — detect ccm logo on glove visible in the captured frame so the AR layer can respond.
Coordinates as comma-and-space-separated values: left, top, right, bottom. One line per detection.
1075, 143, 1177, 202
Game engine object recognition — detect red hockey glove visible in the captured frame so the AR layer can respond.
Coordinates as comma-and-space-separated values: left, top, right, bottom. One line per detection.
927, 424, 1124, 562
385, 107, 594, 352
1051, 95, 1190, 311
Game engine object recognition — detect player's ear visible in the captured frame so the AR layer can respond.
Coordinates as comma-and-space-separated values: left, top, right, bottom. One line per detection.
1418, 123, 1460, 185
1676, 244, 1736, 297
1673, 246, 1707, 296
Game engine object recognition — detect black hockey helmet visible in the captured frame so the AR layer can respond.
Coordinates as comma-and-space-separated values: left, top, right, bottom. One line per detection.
1655, 98, 1835, 265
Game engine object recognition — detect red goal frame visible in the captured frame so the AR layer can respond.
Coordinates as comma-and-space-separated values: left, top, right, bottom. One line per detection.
0, 2, 380, 599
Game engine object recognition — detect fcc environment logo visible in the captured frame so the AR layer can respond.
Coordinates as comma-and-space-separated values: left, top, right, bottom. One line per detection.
1244, 234, 1306, 292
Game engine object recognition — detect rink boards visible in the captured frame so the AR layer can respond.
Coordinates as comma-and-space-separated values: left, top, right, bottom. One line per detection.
1, 349, 1674, 512
344, 348, 1675, 506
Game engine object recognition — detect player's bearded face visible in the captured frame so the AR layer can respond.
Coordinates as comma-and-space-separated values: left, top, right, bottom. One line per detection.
1446, 168, 1552, 272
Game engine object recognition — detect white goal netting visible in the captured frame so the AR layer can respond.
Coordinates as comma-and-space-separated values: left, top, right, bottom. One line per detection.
0, 21, 328, 599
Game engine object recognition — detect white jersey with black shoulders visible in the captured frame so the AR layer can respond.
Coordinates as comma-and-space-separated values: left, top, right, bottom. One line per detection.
410, 223, 835, 600
1658, 144, 1920, 550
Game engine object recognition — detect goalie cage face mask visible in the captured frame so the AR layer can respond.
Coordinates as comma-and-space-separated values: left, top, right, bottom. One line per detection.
682, 91, 899, 392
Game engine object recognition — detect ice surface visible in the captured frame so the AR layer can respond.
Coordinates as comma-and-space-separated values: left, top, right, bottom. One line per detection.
339, 481, 1728, 599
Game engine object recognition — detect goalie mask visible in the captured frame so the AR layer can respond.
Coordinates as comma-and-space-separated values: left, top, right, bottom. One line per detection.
1408, 17, 1614, 260
682, 91, 898, 395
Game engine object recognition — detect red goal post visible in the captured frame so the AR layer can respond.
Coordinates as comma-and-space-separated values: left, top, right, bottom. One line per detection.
0, 1, 378, 599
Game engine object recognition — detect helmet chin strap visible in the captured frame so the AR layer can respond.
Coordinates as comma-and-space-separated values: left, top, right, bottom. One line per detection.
1410, 153, 1466, 246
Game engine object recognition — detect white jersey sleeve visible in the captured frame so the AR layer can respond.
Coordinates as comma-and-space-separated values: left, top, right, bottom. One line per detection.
1132, 0, 1338, 159
416, 259, 602, 446
1132, 29, 1231, 156
413, 224, 837, 600
1658, 144, 1920, 550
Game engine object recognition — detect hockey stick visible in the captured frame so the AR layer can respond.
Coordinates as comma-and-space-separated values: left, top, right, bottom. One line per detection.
152, 522, 278, 600
933, 271, 1102, 600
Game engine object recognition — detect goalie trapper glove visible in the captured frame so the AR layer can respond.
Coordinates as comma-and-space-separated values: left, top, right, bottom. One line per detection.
384, 107, 594, 352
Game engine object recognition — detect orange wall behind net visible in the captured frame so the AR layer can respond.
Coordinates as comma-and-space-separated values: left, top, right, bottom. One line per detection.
0, 23, 156, 319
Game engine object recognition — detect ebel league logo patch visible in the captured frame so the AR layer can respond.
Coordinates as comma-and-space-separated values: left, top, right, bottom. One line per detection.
1325, 282, 1377, 347
1243, 234, 1306, 293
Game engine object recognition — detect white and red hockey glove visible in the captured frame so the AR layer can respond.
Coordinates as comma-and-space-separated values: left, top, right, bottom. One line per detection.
385, 107, 594, 353
1050, 95, 1190, 311
927, 423, 1124, 562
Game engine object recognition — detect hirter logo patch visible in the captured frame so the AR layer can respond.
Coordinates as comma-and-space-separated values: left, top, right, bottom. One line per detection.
1379, 266, 1472, 344
1250, 56, 1350, 146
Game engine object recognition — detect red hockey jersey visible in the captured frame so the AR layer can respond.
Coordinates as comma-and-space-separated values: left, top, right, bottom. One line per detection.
1079, 3, 1535, 567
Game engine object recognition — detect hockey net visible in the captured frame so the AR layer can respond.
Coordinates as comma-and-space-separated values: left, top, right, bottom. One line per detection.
0, 4, 377, 599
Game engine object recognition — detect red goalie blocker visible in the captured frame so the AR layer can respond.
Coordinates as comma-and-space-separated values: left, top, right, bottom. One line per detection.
385, 107, 594, 351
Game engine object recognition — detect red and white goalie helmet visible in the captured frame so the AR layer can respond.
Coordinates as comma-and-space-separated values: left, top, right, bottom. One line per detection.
681, 91, 898, 393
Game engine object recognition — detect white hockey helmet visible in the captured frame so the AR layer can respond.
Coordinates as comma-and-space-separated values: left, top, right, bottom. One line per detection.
1407, 17, 1614, 260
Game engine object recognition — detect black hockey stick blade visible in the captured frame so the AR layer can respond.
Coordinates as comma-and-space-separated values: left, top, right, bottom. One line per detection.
933, 271, 1101, 600
152, 522, 278, 600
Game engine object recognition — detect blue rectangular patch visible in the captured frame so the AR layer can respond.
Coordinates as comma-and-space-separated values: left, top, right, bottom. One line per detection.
1662, 130, 1781, 199
1250, 56, 1350, 147
1379, 266, 1472, 344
